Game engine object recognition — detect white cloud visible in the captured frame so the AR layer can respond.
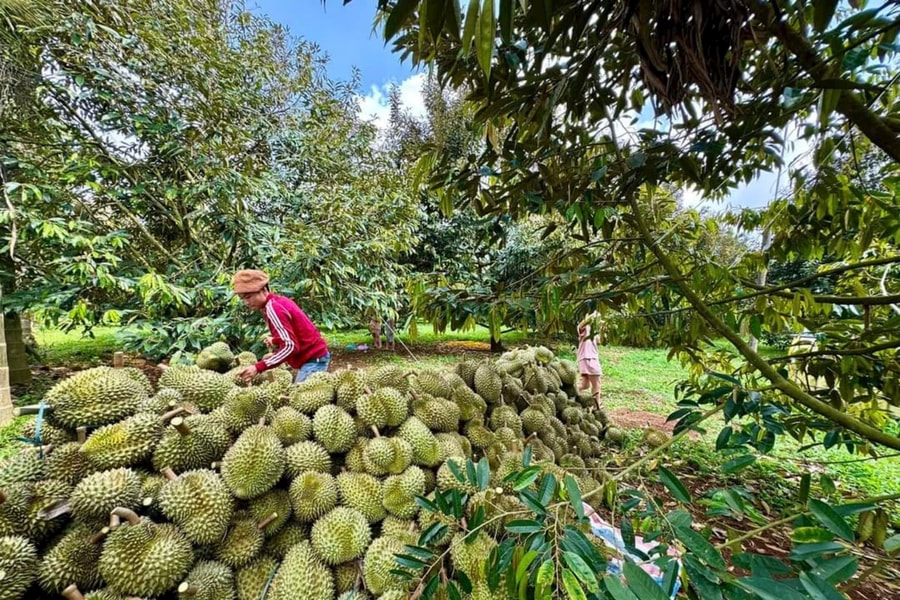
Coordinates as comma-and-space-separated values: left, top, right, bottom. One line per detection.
357, 73, 428, 130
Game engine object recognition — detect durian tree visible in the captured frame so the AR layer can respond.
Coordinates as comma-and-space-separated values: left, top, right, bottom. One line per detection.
335, 0, 900, 451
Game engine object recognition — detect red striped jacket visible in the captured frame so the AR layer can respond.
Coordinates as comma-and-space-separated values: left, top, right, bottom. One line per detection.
255, 293, 328, 372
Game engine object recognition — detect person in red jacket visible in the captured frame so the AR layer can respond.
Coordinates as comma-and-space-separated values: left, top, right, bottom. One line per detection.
232, 269, 330, 384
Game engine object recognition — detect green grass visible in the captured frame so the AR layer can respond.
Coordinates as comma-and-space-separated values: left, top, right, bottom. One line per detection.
32, 325, 124, 365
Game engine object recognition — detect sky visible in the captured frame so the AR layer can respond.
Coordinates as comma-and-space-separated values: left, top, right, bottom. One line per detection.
249, 0, 801, 212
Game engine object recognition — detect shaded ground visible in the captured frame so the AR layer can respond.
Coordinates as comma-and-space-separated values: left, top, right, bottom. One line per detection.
11, 347, 899, 598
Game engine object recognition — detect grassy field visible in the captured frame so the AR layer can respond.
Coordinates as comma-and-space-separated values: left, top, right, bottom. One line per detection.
6, 325, 900, 510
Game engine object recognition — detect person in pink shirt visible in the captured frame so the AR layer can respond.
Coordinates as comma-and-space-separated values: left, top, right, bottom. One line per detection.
577, 313, 605, 410
231, 269, 330, 384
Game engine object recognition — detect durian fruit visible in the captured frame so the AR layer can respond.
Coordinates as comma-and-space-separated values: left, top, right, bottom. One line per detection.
152, 414, 232, 473
158, 469, 234, 545
178, 560, 235, 600
264, 522, 307, 559
450, 531, 498, 582
366, 365, 410, 393
17, 478, 72, 543
235, 555, 278, 600
356, 388, 408, 429
362, 437, 412, 476
337, 472, 386, 523
271, 406, 311, 446
312, 405, 358, 453
19, 418, 74, 446
80, 412, 165, 469
290, 471, 338, 523
248, 488, 292, 537
0, 535, 38, 600
159, 365, 235, 412
98, 508, 194, 597
473, 363, 502, 404
37, 522, 105, 594
455, 361, 478, 389
288, 377, 335, 414
345, 437, 368, 472
412, 394, 460, 432
379, 516, 419, 543
334, 562, 362, 594
0, 447, 44, 486
410, 369, 451, 399
217, 387, 271, 433
642, 428, 669, 448
464, 422, 495, 450
378, 591, 408, 600
338, 591, 370, 600
196, 342, 235, 373
45, 366, 149, 428
138, 386, 187, 415
284, 440, 332, 477
606, 426, 626, 445
215, 511, 265, 569
396, 417, 440, 467
520, 407, 547, 434
310, 506, 372, 565
452, 384, 487, 421
434, 433, 466, 461
220, 425, 285, 499
561, 406, 583, 425
489, 405, 522, 434
335, 369, 366, 411
382, 466, 426, 519
69, 467, 142, 525
362, 536, 409, 595
271, 540, 334, 600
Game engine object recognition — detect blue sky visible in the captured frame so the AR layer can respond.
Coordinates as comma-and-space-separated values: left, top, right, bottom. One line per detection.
249, 0, 416, 92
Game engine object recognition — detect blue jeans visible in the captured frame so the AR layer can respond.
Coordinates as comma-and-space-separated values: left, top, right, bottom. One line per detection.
295, 353, 331, 383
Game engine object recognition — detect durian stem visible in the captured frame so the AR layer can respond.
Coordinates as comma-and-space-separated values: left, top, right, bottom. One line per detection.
0, 491, 5, 504
142, 497, 155, 508
160, 407, 187, 423
158, 363, 169, 370
76, 426, 87, 443
109, 513, 122, 529
171, 416, 191, 436
210, 461, 222, 470
258, 416, 267, 426
90, 526, 111, 544
13, 404, 54, 416
177, 582, 200, 595
370, 426, 381, 438
257, 512, 278, 530
62, 585, 85, 600
37, 499, 71, 520
110, 506, 141, 525
161, 467, 178, 481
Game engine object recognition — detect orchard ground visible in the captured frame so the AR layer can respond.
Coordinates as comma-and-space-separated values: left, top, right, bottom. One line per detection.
3, 324, 899, 598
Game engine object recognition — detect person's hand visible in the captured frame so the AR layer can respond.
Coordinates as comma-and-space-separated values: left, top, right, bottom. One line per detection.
263, 335, 274, 348
238, 365, 259, 383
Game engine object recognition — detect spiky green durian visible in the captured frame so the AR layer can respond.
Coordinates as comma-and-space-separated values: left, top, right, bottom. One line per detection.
235, 555, 279, 600
411, 395, 459, 432
344, 437, 368, 472
396, 417, 440, 467
159, 365, 235, 412
473, 364, 502, 404
158, 469, 234, 545
409, 369, 451, 399
366, 365, 410, 393
177, 560, 234, 600
284, 440, 332, 477
138, 387, 186, 414
334, 561, 360, 594
19, 418, 74, 446
362, 536, 410, 595
215, 512, 265, 569
362, 437, 412, 476
454, 361, 478, 389
221, 425, 284, 500
0, 448, 44, 487
0, 535, 38, 600
17, 478, 71, 543
271, 540, 334, 600
356, 387, 408, 429
248, 488, 292, 536
449, 531, 497, 583
98, 515, 194, 596
337, 472, 386, 523
436, 458, 479, 494
45, 366, 149, 428
520, 407, 547, 434
264, 522, 307, 559
434, 432, 466, 461
310, 506, 372, 565
38, 523, 105, 594
643, 428, 669, 448
289, 471, 338, 523
489, 405, 521, 433
379, 516, 418, 543
335, 369, 366, 411
219, 386, 271, 433
464, 422, 495, 450
196, 342, 235, 373
382, 466, 426, 519
80, 412, 164, 469
312, 405, 356, 454
451, 384, 487, 421
271, 406, 311, 446
70, 467, 141, 525
153, 413, 232, 473
288, 378, 335, 414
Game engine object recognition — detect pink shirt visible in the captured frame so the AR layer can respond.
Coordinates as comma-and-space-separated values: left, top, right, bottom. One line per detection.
577, 325, 600, 361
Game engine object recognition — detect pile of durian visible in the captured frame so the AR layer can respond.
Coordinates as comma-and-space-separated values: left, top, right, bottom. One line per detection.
0, 342, 625, 600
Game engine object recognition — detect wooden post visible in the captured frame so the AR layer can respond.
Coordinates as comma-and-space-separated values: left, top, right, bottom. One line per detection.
113, 351, 124, 368
0, 290, 13, 425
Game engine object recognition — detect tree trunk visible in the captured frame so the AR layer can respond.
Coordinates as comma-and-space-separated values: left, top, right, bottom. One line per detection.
0, 293, 12, 425
5, 311, 31, 385
490, 334, 504, 353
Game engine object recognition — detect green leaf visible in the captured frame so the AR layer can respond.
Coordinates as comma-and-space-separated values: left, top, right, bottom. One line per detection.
658, 466, 691, 503
384, 0, 421, 41
813, 0, 840, 33
602, 574, 640, 600
395, 553, 428, 570
885, 534, 900, 555
799, 473, 811, 504
811, 556, 857, 584
799, 571, 845, 600
505, 519, 544, 534
476, 0, 495, 78
514, 466, 542, 490
535, 559, 554, 600
522, 444, 533, 467
515, 550, 539, 593
564, 475, 585, 520
499, 0, 513, 44
789, 542, 845, 561
447, 580, 463, 600
737, 576, 811, 600
562, 551, 600, 593
622, 561, 669, 600
476, 457, 490, 490
722, 455, 756, 474
674, 527, 726, 570
447, 458, 466, 483
461, 0, 480, 57
561, 568, 588, 600
466, 459, 478, 486
791, 526, 835, 544
820, 474, 836, 495
808, 499, 855, 541
715, 426, 733, 451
